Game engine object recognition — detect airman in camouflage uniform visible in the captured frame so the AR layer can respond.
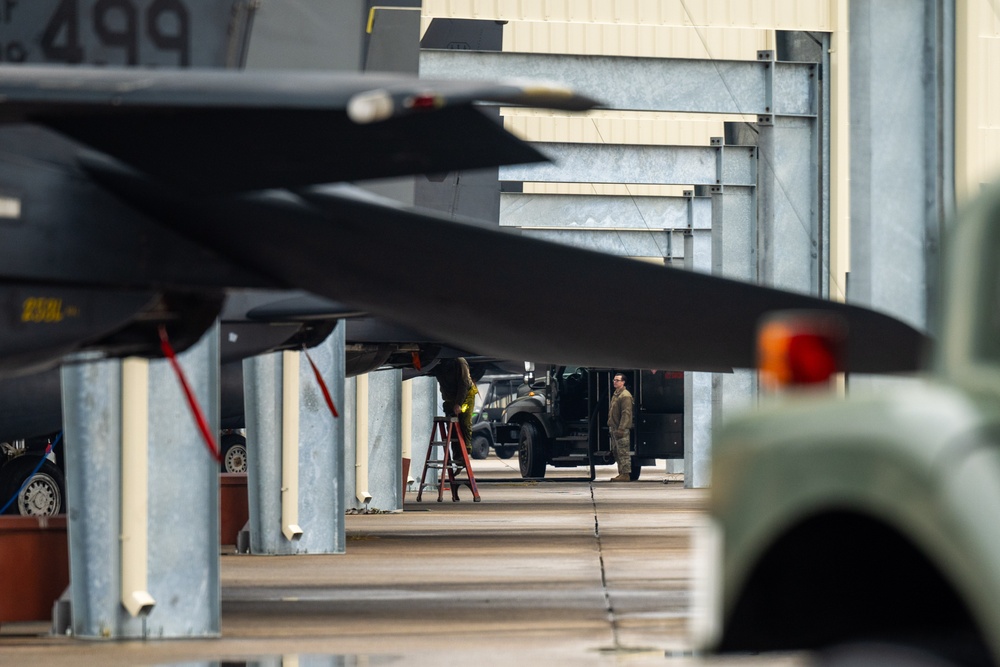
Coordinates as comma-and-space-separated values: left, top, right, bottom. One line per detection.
607, 372, 633, 482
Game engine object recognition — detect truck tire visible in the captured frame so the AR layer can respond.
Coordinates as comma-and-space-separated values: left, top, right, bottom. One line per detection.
495, 444, 517, 460
518, 422, 547, 479
221, 433, 248, 473
0, 456, 65, 516
471, 434, 491, 460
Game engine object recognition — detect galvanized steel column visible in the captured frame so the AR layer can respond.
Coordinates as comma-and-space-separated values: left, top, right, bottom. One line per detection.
366, 369, 403, 512
296, 323, 345, 553
243, 323, 345, 554
343, 369, 404, 511
757, 114, 823, 296
684, 193, 714, 489
406, 375, 439, 495
849, 0, 952, 338
711, 180, 758, 442
63, 324, 221, 639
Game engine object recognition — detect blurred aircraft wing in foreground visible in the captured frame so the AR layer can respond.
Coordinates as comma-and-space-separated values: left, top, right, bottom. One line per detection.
0, 65, 594, 193
86, 164, 929, 375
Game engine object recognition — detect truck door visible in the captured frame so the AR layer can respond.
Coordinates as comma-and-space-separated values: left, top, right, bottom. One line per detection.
590, 369, 616, 456
635, 371, 684, 459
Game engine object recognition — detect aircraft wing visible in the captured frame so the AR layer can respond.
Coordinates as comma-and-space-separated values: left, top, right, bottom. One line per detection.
249, 188, 932, 374
84, 159, 928, 374
0, 65, 597, 194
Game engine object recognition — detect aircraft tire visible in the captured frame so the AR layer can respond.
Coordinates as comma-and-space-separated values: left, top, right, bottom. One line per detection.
518, 422, 547, 479
470, 434, 490, 460
0, 456, 65, 516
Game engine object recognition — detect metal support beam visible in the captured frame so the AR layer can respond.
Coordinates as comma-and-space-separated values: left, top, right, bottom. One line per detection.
500, 192, 709, 230
420, 50, 818, 116
522, 229, 675, 258
500, 143, 755, 187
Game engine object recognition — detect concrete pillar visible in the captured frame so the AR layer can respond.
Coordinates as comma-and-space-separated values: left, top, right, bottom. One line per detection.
63, 325, 220, 638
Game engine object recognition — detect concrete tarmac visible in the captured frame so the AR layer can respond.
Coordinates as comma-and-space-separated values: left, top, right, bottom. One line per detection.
0, 457, 811, 666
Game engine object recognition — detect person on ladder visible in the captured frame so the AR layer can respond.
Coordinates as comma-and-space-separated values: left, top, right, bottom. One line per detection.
433, 357, 478, 461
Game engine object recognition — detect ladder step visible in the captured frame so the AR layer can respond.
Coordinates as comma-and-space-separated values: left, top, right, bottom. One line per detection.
415, 417, 480, 503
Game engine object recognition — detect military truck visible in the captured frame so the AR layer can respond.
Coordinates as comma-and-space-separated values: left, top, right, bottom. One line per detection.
496, 366, 683, 480
696, 186, 1000, 666
468, 373, 522, 460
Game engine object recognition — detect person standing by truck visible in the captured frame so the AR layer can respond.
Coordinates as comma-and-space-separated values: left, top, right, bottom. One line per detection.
608, 372, 634, 482
434, 357, 478, 459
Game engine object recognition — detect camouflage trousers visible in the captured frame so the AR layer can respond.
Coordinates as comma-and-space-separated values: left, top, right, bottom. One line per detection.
611, 432, 631, 474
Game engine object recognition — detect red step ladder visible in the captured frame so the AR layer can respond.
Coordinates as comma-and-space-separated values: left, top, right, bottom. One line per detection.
416, 416, 480, 502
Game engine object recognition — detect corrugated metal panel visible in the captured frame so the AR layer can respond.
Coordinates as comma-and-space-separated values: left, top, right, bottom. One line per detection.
980, 27, 1000, 184
502, 110, 753, 146
422, 0, 833, 31
986, 36, 1000, 128
503, 22, 770, 59
982, 129, 1000, 185
958, 0, 1000, 199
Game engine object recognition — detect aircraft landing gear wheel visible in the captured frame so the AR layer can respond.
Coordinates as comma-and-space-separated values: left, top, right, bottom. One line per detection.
470, 434, 490, 460
0, 456, 65, 516
221, 433, 248, 473
518, 422, 547, 479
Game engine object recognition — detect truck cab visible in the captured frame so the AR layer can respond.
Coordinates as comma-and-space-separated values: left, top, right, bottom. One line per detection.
498, 366, 683, 480
698, 185, 1000, 665
469, 373, 523, 460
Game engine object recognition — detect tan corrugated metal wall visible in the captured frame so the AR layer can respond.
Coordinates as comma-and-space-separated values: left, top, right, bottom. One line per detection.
957, 0, 1000, 203
503, 23, 769, 58
422, 0, 833, 30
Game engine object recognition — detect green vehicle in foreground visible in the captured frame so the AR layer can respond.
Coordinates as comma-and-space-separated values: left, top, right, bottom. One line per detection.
697, 185, 1000, 667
